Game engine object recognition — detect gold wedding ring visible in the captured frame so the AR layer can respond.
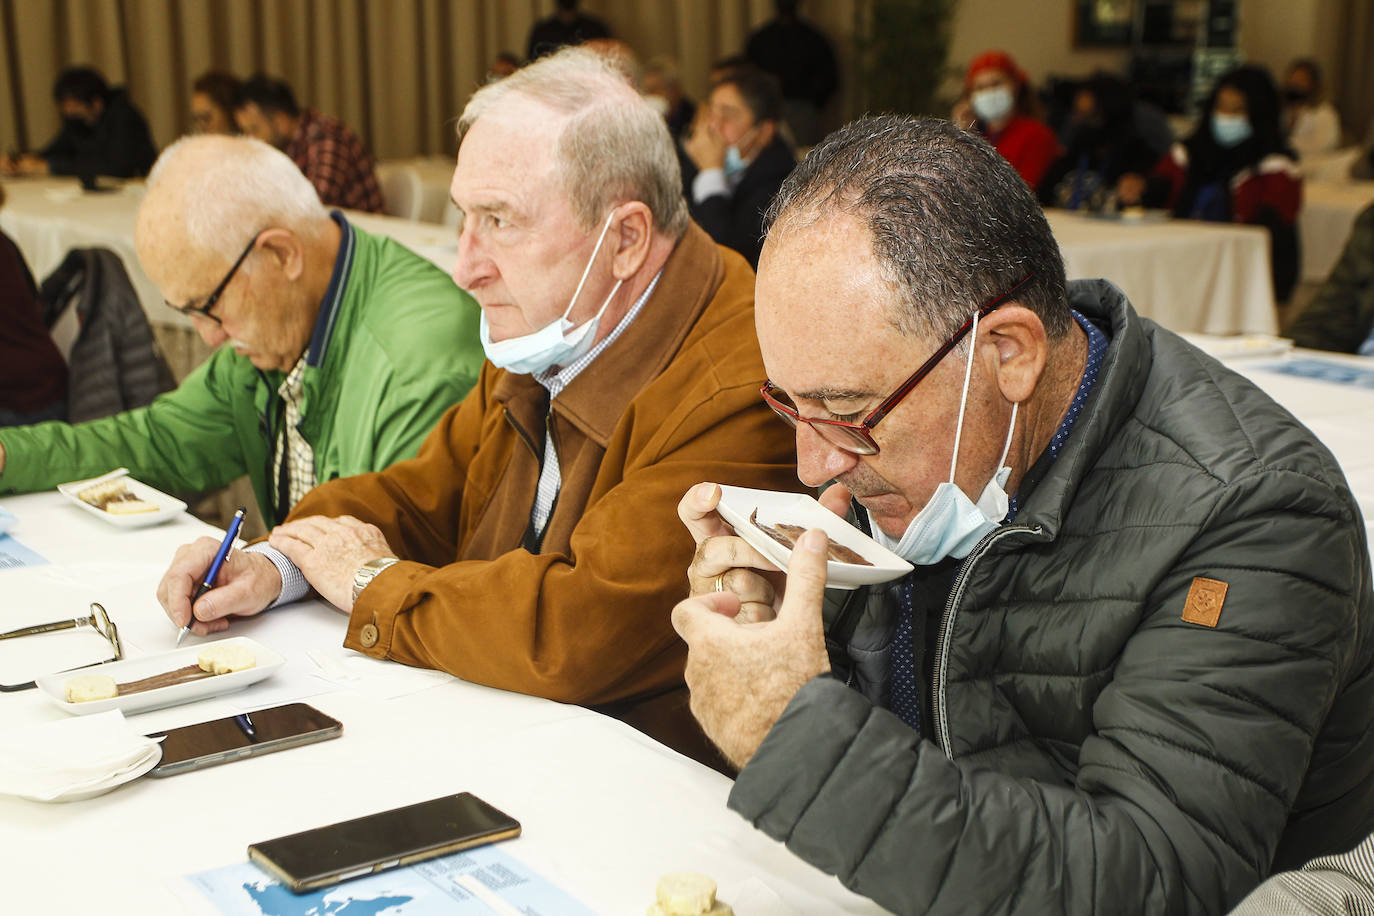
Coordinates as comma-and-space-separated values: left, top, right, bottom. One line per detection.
714, 573, 726, 593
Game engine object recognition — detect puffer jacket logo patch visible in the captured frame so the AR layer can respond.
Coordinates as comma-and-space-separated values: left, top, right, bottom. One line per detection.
1182, 577, 1229, 627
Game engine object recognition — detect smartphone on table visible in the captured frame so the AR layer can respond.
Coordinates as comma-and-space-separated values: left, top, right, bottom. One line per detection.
248, 792, 522, 893
144, 702, 342, 777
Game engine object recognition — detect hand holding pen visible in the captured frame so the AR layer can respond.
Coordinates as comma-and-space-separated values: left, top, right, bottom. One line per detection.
175, 508, 246, 646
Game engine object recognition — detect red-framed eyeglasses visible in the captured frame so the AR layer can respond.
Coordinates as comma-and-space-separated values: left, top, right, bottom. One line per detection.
760, 274, 1034, 456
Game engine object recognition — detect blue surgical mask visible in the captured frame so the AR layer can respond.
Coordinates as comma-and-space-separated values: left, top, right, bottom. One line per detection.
723, 124, 761, 181
479, 211, 623, 375
870, 308, 1018, 566
971, 86, 1015, 124
1211, 113, 1253, 148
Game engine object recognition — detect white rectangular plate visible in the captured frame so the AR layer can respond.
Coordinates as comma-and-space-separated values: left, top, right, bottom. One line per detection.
716, 485, 913, 590
57, 468, 188, 528
35, 637, 284, 716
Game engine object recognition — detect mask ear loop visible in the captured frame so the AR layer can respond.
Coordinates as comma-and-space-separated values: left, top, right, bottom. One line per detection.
947, 310, 981, 483
562, 210, 618, 323
997, 402, 1018, 469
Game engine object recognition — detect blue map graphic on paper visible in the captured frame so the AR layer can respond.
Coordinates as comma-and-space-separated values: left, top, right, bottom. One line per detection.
1257, 358, 1374, 389
241, 879, 411, 915
188, 845, 599, 916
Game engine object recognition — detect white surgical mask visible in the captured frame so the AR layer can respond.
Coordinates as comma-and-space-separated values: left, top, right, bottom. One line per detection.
971, 85, 1015, 125
479, 211, 623, 375
870, 308, 1018, 566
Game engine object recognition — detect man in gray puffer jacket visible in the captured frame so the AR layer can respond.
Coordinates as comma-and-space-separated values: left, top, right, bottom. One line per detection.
673, 115, 1374, 916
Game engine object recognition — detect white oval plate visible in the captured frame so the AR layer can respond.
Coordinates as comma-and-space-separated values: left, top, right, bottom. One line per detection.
35, 637, 284, 716
716, 485, 913, 590
57, 468, 188, 528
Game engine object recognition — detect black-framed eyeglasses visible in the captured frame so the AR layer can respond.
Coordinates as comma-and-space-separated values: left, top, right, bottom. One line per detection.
164, 233, 260, 325
0, 603, 123, 692
761, 274, 1035, 456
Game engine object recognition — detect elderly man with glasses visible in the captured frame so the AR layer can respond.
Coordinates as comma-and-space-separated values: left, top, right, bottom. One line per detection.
0, 134, 483, 527
673, 116, 1374, 915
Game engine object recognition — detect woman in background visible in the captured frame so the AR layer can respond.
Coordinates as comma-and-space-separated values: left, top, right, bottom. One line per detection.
1129, 65, 1302, 302
953, 50, 1060, 190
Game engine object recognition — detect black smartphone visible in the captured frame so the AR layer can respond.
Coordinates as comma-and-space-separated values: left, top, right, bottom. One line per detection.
144, 702, 341, 777
248, 792, 521, 894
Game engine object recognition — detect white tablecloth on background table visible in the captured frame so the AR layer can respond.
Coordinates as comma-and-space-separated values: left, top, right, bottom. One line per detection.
1046, 210, 1277, 335
0, 492, 884, 916
1296, 180, 1374, 282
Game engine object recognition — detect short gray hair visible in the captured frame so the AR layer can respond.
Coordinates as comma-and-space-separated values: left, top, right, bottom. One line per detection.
457, 46, 688, 238
766, 116, 1071, 342
145, 135, 329, 261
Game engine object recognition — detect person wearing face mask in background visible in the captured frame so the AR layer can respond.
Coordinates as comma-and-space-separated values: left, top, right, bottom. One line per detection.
0, 66, 156, 179
674, 115, 1373, 915
1038, 73, 1160, 213
682, 65, 795, 268
1134, 65, 1302, 302
1281, 58, 1342, 160
952, 49, 1060, 191
153, 48, 799, 767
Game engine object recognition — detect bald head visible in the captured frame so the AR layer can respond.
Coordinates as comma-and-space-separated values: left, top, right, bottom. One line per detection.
136, 135, 329, 267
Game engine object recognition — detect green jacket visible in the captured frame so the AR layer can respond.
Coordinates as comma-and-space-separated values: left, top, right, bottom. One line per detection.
0, 219, 483, 522
1285, 202, 1374, 353
730, 280, 1374, 916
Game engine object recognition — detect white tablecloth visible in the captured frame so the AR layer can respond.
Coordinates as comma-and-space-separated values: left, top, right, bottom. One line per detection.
1296, 180, 1374, 282
1047, 209, 1277, 335
0, 492, 884, 915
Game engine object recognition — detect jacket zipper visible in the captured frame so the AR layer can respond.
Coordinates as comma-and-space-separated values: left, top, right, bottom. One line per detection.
932, 524, 1042, 757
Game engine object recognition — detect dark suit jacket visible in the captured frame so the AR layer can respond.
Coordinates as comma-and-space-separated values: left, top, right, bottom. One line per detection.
684, 136, 795, 268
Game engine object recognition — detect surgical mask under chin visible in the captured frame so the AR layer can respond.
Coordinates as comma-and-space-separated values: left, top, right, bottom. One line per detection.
971, 85, 1015, 124
870, 311, 1018, 566
479, 211, 623, 375
1211, 113, 1253, 148
723, 125, 760, 181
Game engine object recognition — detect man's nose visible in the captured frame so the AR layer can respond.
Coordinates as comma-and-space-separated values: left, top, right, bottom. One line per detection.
795, 423, 860, 488
192, 314, 228, 347
451, 227, 493, 291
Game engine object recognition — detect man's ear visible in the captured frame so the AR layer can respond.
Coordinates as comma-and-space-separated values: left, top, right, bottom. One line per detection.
610, 202, 654, 280
981, 304, 1048, 404
256, 228, 307, 282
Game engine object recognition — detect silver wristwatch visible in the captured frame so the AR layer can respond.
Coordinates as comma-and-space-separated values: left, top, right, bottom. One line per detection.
352, 557, 400, 604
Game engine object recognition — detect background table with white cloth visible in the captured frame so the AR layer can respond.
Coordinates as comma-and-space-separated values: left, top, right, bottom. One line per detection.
0, 492, 886, 915
1296, 179, 1374, 282
1046, 209, 1277, 335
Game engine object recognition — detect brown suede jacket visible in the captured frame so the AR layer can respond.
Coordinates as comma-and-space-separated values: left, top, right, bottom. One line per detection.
284, 222, 800, 755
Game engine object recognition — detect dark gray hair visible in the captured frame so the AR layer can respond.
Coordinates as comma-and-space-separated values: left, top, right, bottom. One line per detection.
457, 47, 688, 238
765, 115, 1070, 342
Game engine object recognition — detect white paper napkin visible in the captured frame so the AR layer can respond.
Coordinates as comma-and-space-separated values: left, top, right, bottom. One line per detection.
0, 710, 162, 802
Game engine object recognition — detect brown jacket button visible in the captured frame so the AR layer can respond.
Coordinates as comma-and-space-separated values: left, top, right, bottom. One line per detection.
359, 623, 379, 648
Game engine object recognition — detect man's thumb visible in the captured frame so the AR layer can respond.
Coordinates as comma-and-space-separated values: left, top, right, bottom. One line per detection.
779, 529, 829, 622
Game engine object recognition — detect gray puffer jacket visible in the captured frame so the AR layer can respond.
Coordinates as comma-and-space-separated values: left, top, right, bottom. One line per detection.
729, 280, 1374, 916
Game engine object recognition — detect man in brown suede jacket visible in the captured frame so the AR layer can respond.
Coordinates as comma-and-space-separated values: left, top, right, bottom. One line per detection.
155, 47, 798, 759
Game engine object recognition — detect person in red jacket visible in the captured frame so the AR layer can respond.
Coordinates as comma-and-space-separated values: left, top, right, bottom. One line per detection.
953, 49, 1060, 190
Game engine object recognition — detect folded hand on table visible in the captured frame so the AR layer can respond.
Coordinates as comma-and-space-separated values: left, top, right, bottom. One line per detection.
671, 524, 832, 769
268, 515, 397, 613
156, 539, 282, 636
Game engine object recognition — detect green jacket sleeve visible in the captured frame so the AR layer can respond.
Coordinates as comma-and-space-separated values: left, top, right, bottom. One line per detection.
729, 464, 1368, 916
1285, 204, 1374, 353
0, 348, 254, 496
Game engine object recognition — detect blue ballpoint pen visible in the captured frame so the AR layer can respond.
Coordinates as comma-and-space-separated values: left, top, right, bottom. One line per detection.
176, 507, 246, 646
